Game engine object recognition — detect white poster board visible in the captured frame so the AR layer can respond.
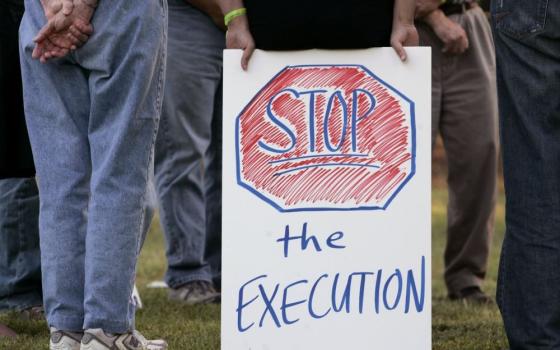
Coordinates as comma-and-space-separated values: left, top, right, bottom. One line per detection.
222, 48, 431, 350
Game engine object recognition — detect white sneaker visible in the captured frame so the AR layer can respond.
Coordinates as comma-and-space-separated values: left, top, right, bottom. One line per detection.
80, 328, 167, 350
50, 328, 83, 350
132, 284, 143, 309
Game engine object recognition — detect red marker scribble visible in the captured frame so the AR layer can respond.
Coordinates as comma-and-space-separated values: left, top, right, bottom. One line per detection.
237, 65, 415, 211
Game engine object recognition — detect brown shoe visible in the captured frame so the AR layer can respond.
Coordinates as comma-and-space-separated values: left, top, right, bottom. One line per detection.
20, 305, 44, 321
168, 280, 220, 305
0, 323, 16, 338
449, 286, 494, 304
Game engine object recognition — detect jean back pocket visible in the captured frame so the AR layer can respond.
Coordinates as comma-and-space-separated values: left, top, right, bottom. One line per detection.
492, 0, 549, 38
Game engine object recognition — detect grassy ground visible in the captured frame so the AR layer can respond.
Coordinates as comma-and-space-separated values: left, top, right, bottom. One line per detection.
0, 187, 508, 349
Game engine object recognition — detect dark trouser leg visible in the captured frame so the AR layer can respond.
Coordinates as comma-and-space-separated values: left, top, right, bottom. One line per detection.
492, 0, 560, 347
419, 7, 498, 295
0, 3, 41, 312
153, 1, 224, 289
0, 178, 41, 311
205, 83, 223, 290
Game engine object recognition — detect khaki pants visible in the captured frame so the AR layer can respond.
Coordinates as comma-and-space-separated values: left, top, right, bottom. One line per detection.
418, 6, 499, 295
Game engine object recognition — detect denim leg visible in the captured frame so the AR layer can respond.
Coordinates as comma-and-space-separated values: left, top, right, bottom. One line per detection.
78, 1, 167, 333
0, 178, 42, 311
154, 1, 224, 289
140, 165, 157, 251
492, 0, 560, 348
19, 0, 167, 333
20, 8, 91, 330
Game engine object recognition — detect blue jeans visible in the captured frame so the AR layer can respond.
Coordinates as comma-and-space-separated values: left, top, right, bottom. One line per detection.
0, 178, 42, 311
19, 0, 167, 333
154, 0, 224, 289
492, 0, 560, 348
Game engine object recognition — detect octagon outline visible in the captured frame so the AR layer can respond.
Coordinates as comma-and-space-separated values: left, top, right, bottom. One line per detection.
235, 64, 416, 212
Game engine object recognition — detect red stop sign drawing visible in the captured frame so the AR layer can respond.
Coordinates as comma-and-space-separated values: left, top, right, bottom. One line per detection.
236, 65, 416, 212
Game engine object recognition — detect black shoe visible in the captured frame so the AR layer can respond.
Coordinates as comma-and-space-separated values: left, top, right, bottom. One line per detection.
449, 286, 494, 304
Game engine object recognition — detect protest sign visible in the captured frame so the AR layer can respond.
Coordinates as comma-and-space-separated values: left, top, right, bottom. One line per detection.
222, 48, 431, 349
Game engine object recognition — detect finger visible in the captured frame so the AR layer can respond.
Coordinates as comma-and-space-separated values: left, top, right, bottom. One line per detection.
48, 1, 62, 14
448, 41, 460, 54
241, 43, 255, 71
64, 32, 80, 49
42, 46, 68, 62
73, 21, 93, 36
69, 25, 89, 44
32, 43, 44, 59
34, 21, 56, 43
51, 47, 69, 58
392, 39, 407, 62
43, 39, 58, 57
32, 40, 49, 59
61, 0, 74, 15
453, 40, 463, 54
42, 52, 52, 61
48, 39, 69, 57
457, 41, 467, 54
47, 31, 77, 49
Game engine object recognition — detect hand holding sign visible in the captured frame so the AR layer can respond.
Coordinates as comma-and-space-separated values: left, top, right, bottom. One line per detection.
221, 0, 419, 70
226, 14, 255, 71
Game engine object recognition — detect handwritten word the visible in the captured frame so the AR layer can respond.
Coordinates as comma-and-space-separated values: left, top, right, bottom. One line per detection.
276, 222, 346, 258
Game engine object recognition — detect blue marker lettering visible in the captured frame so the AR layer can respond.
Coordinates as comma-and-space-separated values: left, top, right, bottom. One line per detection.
323, 91, 348, 152
281, 280, 309, 325
236, 275, 267, 332
383, 269, 403, 311
258, 89, 298, 154
351, 88, 376, 152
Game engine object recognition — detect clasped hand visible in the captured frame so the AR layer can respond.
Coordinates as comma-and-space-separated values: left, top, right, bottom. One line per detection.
32, 0, 98, 63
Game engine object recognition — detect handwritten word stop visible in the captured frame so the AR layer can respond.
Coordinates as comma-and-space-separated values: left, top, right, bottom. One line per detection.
236, 65, 416, 212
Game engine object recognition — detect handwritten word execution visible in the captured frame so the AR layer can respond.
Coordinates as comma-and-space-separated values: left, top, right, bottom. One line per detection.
235, 223, 426, 333
258, 88, 376, 154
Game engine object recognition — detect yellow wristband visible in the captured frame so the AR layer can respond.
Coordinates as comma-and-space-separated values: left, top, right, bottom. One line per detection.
224, 8, 247, 27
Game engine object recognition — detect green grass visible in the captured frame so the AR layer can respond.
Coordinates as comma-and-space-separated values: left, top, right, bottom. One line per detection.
431, 188, 508, 350
0, 187, 508, 349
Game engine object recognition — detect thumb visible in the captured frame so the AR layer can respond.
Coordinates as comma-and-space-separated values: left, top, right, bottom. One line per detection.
34, 20, 55, 43
392, 39, 407, 62
32, 43, 44, 59
241, 42, 255, 71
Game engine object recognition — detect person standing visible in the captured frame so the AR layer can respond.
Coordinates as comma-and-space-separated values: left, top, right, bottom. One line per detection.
415, 0, 499, 303
153, 0, 224, 304
491, 1, 560, 348
218, 0, 418, 70
0, 0, 42, 316
19, 0, 168, 348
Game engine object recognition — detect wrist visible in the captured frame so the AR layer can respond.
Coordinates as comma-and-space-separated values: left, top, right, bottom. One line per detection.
227, 13, 249, 29
423, 9, 445, 27
394, 14, 415, 27
224, 7, 246, 27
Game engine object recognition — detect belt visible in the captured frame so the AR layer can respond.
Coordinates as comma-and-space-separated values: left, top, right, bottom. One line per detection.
440, 2, 474, 16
